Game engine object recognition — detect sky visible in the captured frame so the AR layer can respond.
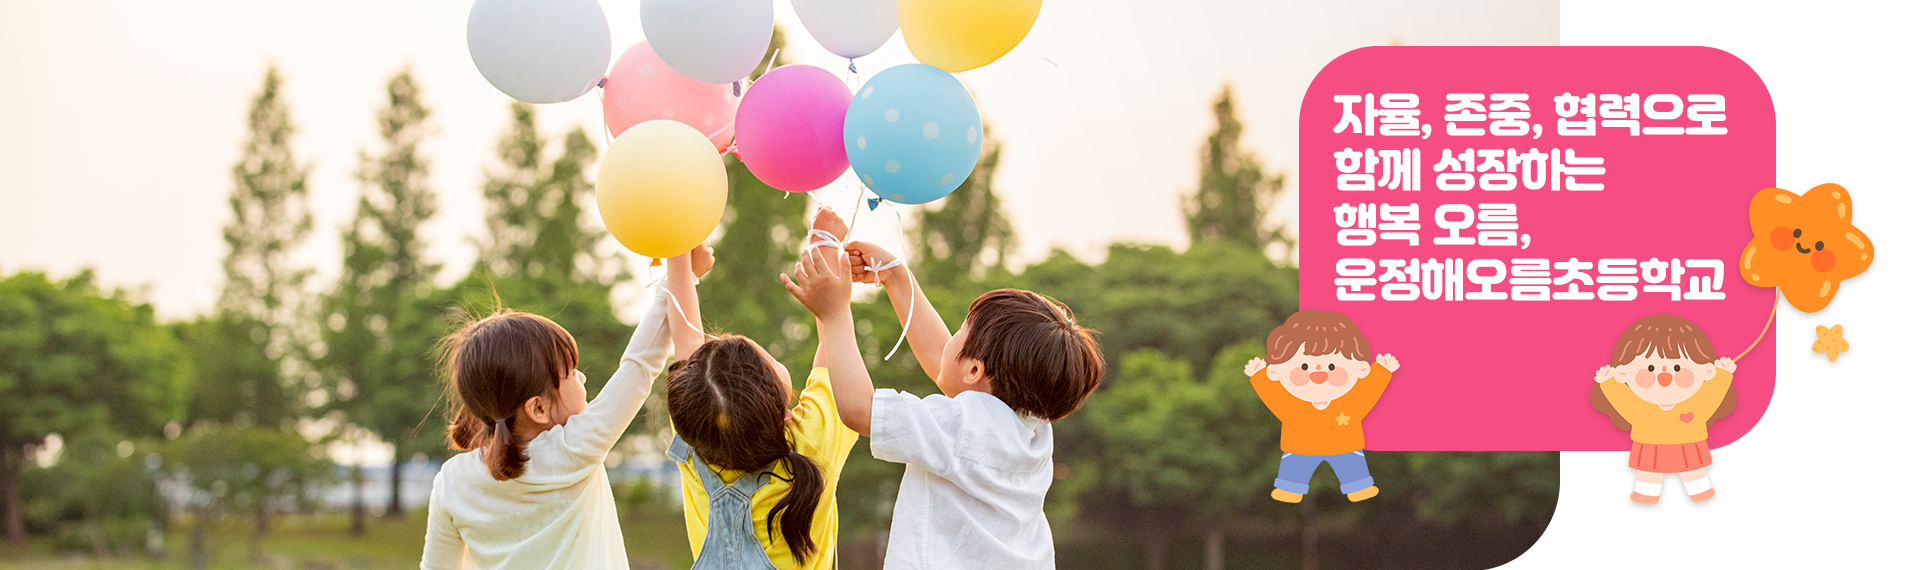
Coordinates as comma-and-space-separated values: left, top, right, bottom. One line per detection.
0, 0, 1555, 320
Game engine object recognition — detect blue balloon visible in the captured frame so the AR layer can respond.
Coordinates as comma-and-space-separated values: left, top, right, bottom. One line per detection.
843, 64, 982, 205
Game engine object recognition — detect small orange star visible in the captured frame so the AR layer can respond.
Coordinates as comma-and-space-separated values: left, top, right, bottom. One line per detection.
1813, 324, 1849, 361
1335, 412, 1351, 426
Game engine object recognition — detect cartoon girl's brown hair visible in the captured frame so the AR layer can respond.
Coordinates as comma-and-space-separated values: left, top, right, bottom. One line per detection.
1265, 310, 1372, 364
442, 311, 579, 481
1609, 314, 1716, 367
665, 336, 825, 563
1591, 314, 1736, 430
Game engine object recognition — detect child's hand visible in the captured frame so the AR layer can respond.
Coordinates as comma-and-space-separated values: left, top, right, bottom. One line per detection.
781, 245, 854, 319
810, 207, 850, 245
844, 240, 904, 287
1594, 365, 1616, 384
1714, 357, 1737, 374
690, 242, 715, 278
1243, 358, 1267, 377
1376, 354, 1399, 373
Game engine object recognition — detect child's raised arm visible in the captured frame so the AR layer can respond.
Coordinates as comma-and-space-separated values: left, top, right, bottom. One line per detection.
666, 244, 712, 363
843, 240, 950, 383
557, 246, 706, 459
782, 242, 876, 435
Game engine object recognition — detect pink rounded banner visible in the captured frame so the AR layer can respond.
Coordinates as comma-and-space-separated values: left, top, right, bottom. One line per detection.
1298, 47, 1776, 451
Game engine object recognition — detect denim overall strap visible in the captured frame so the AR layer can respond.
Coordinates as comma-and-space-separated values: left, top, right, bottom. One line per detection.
670, 436, 780, 570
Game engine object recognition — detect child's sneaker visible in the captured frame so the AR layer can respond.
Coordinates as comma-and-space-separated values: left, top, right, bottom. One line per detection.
1271, 489, 1304, 503
1681, 474, 1728, 510
1346, 486, 1378, 502
1620, 479, 1666, 514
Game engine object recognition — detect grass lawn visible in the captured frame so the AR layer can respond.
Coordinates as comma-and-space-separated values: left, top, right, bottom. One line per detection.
0, 509, 696, 570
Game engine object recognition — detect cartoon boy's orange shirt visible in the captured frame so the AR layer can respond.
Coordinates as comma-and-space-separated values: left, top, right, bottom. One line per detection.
1249, 364, 1394, 456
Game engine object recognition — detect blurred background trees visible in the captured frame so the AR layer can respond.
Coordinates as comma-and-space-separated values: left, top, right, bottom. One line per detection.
3, 65, 1556, 570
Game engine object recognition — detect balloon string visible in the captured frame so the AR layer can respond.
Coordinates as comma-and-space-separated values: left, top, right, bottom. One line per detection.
879, 199, 914, 361
1733, 288, 1779, 362
594, 85, 613, 149
759, 48, 782, 79
846, 185, 865, 234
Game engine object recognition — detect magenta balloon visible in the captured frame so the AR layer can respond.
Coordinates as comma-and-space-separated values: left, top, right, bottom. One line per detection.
602, 41, 736, 152
735, 65, 853, 192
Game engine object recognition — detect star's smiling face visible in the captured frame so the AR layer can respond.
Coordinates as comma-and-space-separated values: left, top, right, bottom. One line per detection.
1265, 344, 1372, 407
1741, 184, 1874, 312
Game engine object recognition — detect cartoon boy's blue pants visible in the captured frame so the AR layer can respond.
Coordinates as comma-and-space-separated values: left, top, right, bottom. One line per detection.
1274, 450, 1374, 494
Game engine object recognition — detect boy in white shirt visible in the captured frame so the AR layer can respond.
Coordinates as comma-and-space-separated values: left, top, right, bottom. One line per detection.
781, 235, 1105, 570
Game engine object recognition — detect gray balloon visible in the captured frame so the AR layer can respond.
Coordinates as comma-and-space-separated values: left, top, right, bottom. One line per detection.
640, 0, 774, 85
467, 0, 612, 104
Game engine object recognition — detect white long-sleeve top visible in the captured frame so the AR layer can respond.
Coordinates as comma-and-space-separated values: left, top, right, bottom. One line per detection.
420, 286, 674, 570
870, 389, 1057, 570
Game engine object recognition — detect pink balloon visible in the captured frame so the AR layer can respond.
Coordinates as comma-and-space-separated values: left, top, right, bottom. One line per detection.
602, 41, 736, 152
735, 65, 852, 192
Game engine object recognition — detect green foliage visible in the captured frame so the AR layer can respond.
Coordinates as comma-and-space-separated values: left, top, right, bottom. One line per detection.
1396, 450, 1560, 530
0, 271, 189, 451
912, 125, 1014, 285
160, 424, 332, 515
18, 431, 163, 557
458, 103, 631, 396
317, 68, 447, 525
1024, 242, 1298, 373
214, 64, 316, 428
0, 270, 189, 544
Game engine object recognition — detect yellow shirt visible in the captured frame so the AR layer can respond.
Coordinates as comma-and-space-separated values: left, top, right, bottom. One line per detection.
1599, 368, 1733, 445
676, 367, 859, 570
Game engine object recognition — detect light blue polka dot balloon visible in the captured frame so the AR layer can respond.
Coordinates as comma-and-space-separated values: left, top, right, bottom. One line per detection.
843, 64, 982, 205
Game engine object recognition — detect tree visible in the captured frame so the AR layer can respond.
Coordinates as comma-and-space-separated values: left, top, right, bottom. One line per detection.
210, 65, 316, 429
1183, 85, 1290, 258
1413, 452, 1559, 568
0, 271, 189, 545
178, 64, 324, 558
319, 68, 443, 533
1046, 277, 1289, 570
456, 103, 629, 398
160, 423, 330, 569
911, 125, 1015, 285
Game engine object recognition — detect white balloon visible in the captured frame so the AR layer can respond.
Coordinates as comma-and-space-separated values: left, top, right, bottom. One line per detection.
466, 0, 611, 104
640, 0, 775, 85
791, 0, 900, 60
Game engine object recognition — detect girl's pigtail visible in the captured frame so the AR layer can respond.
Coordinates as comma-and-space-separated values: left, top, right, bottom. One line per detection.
448, 409, 484, 451
770, 450, 825, 563
486, 417, 528, 481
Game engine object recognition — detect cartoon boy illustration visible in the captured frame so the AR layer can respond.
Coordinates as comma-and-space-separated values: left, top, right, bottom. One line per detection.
1244, 310, 1399, 503
1592, 314, 1737, 503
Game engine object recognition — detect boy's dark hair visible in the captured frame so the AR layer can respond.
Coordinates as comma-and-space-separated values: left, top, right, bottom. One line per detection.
1608, 314, 1717, 367
960, 289, 1104, 421
442, 310, 578, 481
1264, 310, 1372, 364
664, 335, 824, 563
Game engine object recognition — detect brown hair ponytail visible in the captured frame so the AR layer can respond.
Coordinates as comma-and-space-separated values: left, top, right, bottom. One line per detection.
666, 336, 824, 562
770, 450, 824, 561
441, 310, 579, 481
488, 418, 527, 480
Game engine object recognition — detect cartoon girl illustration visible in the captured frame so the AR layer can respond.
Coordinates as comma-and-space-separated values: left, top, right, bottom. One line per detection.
1589, 312, 1743, 514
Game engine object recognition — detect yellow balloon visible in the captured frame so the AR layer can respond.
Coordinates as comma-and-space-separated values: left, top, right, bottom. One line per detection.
596, 120, 728, 259
897, 0, 1041, 73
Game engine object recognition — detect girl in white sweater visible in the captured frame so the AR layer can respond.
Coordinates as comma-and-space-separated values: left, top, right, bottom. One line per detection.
419, 248, 708, 570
